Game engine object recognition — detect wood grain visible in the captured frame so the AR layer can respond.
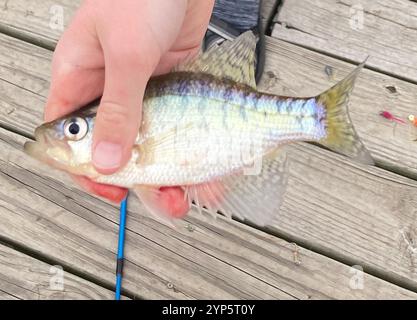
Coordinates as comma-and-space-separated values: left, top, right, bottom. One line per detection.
0, 0, 416, 298
0, 23, 417, 293
272, 0, 417, 82
0, 243, 115, 299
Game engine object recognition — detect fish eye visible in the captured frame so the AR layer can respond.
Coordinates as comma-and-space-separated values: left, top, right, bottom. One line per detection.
64, 117, 88, 141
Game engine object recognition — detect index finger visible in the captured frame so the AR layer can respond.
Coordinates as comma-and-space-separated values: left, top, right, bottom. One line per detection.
44, 4, 105, 121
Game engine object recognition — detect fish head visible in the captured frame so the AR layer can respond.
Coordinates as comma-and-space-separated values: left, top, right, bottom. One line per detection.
24, 106, 99, 178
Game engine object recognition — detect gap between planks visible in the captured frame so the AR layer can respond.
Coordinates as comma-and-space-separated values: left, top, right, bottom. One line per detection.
0, 240, 119, 299
0, 233, 136, 299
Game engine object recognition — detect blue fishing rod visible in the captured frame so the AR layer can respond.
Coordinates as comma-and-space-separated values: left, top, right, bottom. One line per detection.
115, 193, 128, 300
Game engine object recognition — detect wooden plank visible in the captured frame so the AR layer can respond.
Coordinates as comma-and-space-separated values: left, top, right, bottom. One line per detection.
0, 243, 115, 299
272, 0, 417, 82
0, 0, 79, 49
1, 24, 417, 293
3, 129, 414, 299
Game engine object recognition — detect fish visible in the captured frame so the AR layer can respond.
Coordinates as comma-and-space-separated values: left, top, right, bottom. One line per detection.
24, 31, 373, 226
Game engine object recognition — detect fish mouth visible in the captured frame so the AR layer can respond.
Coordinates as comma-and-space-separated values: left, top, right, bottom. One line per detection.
23, 126, 51, 159
23, 127, 47, 156
23, 140, 40, 155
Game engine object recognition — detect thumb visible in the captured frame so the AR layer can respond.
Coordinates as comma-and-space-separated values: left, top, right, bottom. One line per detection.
92, 47, 157, 174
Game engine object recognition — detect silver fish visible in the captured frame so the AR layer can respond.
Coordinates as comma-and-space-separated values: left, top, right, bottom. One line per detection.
24, 31, 373, 226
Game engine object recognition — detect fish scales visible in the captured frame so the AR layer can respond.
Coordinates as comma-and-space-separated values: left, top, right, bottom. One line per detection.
94, 72, 327, 187
145, 72, 326, 141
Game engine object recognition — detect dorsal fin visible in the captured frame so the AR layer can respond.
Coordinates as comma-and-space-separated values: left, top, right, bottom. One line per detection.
174, 31, 258, 89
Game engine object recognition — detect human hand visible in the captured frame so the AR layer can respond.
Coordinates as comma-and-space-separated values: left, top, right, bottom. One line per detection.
44, 0, 214, 215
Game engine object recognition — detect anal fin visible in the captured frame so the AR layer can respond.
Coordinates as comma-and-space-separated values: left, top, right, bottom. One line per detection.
184, 151, 289, 226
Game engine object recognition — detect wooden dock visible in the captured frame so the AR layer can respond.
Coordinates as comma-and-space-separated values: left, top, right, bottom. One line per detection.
1, 0, 417, 299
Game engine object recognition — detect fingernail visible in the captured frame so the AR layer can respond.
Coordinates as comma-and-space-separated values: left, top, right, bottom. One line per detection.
93, 141, 123, 171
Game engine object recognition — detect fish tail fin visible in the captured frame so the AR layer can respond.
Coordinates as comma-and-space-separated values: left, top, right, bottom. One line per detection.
317, 59, 374, 165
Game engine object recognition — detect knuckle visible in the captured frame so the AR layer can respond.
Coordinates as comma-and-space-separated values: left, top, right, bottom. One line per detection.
97, 101, 132, 127
51, 60, 73, 79
104, 40, 158, 73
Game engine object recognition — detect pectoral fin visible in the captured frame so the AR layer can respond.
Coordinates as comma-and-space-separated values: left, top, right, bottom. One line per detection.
133, 185, 190, 228
136, 122, 199, 166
